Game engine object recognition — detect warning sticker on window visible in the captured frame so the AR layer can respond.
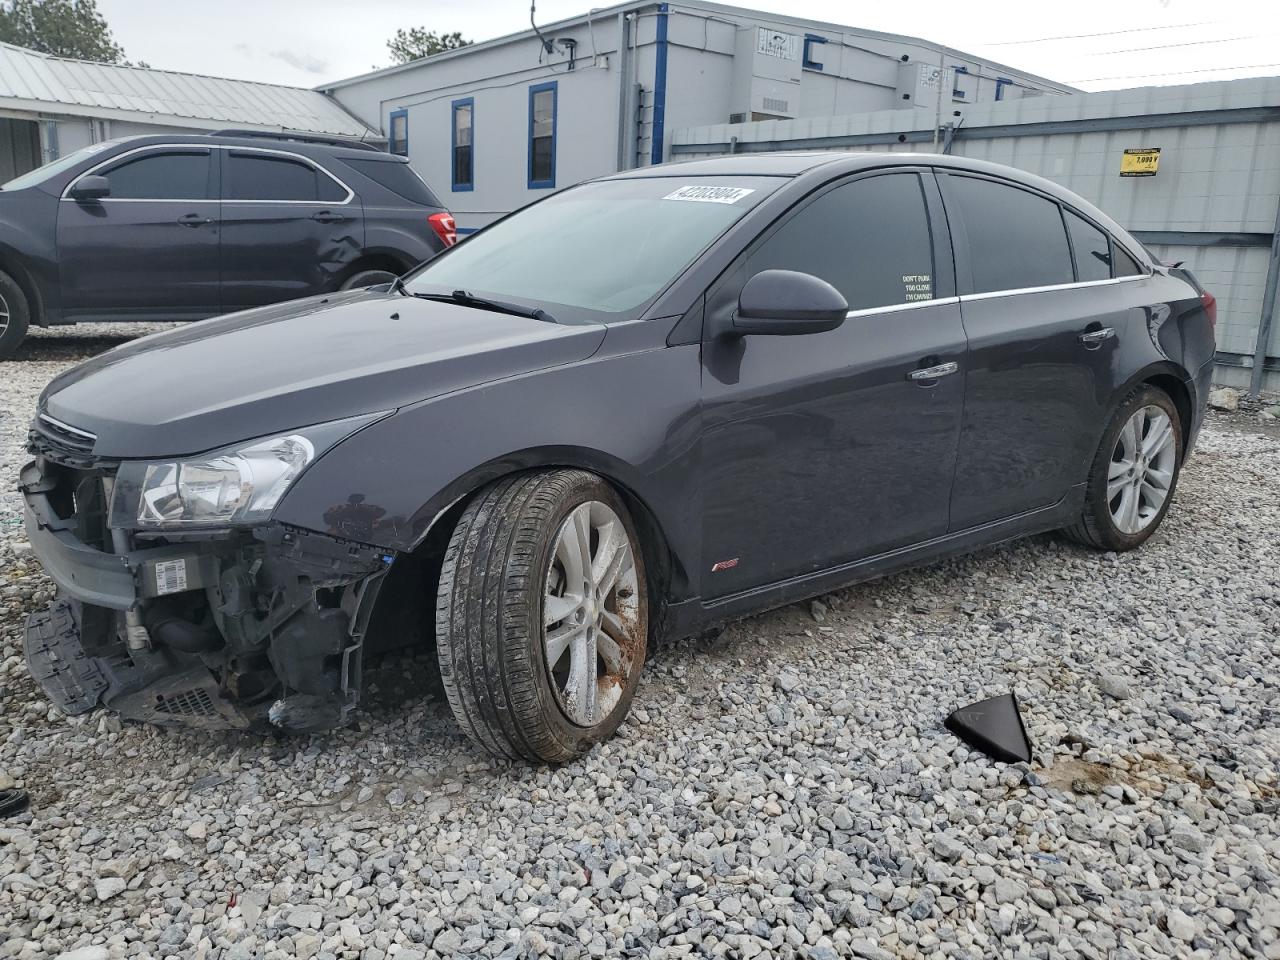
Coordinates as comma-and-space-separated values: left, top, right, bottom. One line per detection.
662, 185, 755, 204
902, 274, 933, 302
153, 559, 189, 596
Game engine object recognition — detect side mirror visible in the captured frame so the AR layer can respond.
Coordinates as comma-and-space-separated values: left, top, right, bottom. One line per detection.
732, 269, 848, 336
69, 175, 110, 202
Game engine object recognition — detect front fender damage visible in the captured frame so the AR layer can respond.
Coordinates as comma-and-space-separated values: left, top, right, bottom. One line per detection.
24, 522, 394, 733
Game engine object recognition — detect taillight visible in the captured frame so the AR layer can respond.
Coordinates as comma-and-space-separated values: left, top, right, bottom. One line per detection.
1201, 290, 1217, 332
428, 212, 457, 247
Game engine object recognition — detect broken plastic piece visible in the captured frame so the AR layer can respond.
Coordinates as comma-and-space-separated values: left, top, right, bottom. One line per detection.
945, 692, 1032, 763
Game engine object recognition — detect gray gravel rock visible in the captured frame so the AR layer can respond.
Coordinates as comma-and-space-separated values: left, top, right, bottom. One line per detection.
0, 338, 1277, 960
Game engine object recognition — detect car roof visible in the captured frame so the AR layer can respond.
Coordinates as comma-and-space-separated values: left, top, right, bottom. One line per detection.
608, 151, 1138, 248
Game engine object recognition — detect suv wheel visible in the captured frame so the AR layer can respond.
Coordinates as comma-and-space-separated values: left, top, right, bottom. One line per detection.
0, 270, 31, 360
340, 269, 399, 291
436, 470, 648, 763
1065, 385, 1183, 551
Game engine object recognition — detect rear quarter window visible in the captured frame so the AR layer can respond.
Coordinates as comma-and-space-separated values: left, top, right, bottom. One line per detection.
342, 158, 440, 207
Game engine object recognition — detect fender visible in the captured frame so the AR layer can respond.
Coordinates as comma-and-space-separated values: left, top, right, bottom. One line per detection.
275, 323, 705, 602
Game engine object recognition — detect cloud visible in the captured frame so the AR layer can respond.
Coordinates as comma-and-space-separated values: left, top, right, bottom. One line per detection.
267, 48, 330, 75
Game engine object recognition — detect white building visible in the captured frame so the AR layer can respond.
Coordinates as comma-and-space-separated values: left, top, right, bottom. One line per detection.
319, 0, 1074, 232
0, 41, 375, 183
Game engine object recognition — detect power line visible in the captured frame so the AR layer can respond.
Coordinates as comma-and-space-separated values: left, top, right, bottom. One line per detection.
1093, 34, 1268, 56
979, 21, 1218, 46
1066, 62, 1280, 83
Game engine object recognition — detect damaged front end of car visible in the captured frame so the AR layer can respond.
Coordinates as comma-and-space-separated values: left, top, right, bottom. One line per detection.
20, 411, 394, 734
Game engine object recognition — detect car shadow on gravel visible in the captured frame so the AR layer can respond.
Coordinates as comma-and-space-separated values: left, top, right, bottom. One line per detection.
8, 331, 141, 362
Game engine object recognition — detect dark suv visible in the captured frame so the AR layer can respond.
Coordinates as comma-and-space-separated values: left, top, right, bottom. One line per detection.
0, 131, 455, 358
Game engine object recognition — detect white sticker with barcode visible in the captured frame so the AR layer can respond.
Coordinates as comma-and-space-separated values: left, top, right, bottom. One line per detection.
662, 185, 755, 204
154, 559, 189, 596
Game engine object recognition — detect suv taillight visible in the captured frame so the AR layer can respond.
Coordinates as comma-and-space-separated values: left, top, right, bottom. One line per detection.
428, 212, 457, 247
1201, 290, 1217, 332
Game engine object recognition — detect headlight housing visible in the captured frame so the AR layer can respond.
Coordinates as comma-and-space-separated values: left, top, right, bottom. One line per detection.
108, 417, 380, 530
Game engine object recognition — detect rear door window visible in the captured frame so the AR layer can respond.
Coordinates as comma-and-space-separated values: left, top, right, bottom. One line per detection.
944, 175, 1074, 294
745, 172, 937, 311
224, 152, 344, 201
101, 151, 211, 200
1065, 210, 1112, 282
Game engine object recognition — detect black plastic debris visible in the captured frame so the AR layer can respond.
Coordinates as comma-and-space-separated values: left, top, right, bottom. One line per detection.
0, 788, 30, 818
945, 693, 1032, 763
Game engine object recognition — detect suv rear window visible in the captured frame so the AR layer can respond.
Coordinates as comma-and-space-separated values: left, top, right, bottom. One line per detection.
225, 152, 346, 202
342, 158, 440, 207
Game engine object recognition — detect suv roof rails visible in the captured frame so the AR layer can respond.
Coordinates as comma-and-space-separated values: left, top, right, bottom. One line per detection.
207, 129, 386, 153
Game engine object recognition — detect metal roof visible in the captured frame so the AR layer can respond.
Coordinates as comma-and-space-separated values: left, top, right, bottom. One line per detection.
0, 41, 373, 137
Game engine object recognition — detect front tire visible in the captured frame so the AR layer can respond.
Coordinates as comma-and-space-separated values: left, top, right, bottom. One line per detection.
340, 269, 399, 291
1065, 385, 1183, 551
0, 270, 32, 360
436, 470, 648, 763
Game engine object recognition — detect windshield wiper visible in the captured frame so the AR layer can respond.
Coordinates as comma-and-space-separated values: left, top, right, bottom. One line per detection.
412, 289, 558, 324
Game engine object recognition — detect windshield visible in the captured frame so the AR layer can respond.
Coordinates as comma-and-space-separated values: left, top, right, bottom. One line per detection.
405, 176, 781, 323
0, 139, 124, 192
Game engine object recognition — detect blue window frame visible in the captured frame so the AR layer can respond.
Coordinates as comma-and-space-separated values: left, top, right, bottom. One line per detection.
802, 33, 827, 72
952, 65, 969, 100
995, 77, 1013, 101
528, 81, 557, 189
451, 97, 474, 192
389, 108, 409, 156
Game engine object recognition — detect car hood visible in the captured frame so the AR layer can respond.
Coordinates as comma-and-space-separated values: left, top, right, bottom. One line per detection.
41, 290, 607, 458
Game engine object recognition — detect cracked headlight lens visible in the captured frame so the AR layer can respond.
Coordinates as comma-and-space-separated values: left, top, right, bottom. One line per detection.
108, 417, 381, 529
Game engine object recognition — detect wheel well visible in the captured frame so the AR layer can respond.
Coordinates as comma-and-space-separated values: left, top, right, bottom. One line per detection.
1143, 374, 1192, 450
363, 468, 679, 656
0, 255, 44, 326
339, 254, 409, 286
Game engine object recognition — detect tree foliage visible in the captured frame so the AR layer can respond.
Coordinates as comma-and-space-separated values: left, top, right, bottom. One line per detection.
387, 28, 470, 64
0, 0, 128, 63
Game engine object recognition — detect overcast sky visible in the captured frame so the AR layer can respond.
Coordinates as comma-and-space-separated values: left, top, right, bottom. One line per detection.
96, 0, 1280, 91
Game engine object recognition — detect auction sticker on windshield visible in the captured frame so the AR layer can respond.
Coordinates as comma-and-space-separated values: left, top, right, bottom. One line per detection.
663, 185, 756, 204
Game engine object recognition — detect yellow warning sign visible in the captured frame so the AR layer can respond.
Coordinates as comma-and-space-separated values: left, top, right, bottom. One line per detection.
1120, 148, 1161, 177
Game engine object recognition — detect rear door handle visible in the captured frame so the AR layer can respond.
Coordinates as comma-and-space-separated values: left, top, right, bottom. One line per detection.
312, 211, 347, 223
907, 361, 959, 382
1078, 327, 1115, 348
177, 213, 213, 227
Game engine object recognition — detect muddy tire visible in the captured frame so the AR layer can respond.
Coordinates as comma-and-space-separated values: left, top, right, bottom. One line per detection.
1064, 384, 1183, 552
0, 270, 31, 360
436, 470, 648, 763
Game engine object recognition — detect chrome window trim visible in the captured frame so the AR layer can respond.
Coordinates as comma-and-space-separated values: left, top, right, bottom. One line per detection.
60, 143, 355, 205
845, 296, 960, 320
959, 273, 1149, 303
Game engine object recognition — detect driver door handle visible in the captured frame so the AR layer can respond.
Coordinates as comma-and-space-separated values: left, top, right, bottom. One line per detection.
1078, 327, 1115, 347
907, 361, 959, 382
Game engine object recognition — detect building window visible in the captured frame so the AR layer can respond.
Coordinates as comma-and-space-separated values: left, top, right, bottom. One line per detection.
802, 34, 827, 72
452, 98, 474, 192
528, 81, 557, 189
389, 108, 409, 156
952, 65, 969, 100
995, 78, 1013, 101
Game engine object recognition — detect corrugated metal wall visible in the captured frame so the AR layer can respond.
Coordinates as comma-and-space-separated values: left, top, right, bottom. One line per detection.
672, 77, 1280, 393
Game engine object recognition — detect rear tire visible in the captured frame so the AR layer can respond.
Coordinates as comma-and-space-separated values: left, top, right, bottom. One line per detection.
436, 470, 648, 763
0, 270, 31, 360
1064, 384, 1183, 551
340, 269, 399, 291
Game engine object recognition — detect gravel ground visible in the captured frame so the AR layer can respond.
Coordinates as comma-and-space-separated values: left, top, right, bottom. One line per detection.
1, 325, 1279, 960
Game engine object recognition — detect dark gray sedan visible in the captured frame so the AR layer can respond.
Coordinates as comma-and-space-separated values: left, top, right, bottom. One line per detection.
21, 152, 1216, 762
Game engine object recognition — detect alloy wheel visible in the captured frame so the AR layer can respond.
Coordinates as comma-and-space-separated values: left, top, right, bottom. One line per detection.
1107, 404, 1176, 534
543, 500, 643, 727
0, 290, 8, 336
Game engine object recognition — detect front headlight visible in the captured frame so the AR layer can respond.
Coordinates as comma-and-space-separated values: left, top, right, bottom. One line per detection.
108, 417, 380, 529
